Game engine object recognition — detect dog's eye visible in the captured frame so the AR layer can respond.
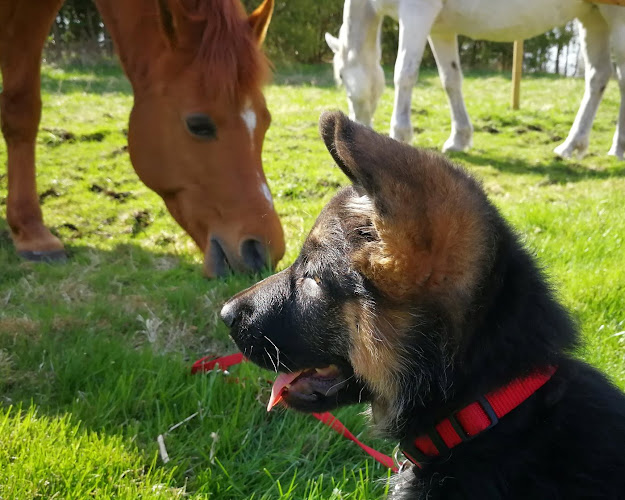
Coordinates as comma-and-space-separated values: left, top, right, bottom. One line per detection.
301, 276, 322, 295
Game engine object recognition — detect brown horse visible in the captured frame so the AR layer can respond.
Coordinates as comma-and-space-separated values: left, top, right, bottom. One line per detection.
0, 0, 285, 277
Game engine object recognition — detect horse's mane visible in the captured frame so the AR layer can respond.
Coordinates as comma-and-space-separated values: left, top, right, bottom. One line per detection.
170, 0, 269, 100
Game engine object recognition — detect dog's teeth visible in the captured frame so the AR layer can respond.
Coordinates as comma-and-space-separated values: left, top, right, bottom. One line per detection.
315, 365, 337, 376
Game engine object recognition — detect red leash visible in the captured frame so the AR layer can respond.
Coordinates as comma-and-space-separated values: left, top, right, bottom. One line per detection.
191, 353, 397, 471
191, 353, 246, 374
311, 411, 397, 471
192, 354, 555, 473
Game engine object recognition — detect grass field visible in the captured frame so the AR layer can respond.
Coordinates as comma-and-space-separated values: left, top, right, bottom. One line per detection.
0, 62, 624, 499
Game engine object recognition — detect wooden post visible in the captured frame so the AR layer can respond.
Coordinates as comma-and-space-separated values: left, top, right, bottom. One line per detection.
512, 40, 523, 110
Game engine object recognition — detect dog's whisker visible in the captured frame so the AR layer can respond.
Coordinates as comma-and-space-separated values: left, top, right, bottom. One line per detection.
263, 335, 282, 371
358, 386, 366, 404
263, 347, 278, 373
279, 360, 293, 372
325, 374, 355, 396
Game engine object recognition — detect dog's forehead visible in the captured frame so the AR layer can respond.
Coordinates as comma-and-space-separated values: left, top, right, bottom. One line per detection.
306, 187, 358, 243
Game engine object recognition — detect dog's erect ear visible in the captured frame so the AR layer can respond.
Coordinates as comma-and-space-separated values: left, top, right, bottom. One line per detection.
319, 110, 491, 303
319, 111, 361, 185
319, 111, 391, 195
319, 110, 415, 215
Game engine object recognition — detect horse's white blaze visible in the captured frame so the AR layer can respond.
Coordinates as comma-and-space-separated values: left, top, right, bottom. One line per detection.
327, 0, 625, 159
241, 106, 257, 140
261, 182, 274, 208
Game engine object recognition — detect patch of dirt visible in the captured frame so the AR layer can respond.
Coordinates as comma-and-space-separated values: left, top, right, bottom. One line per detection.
544, 135, 563, 144
109, 145, 128, 157
0, 317, 41, 341
131, 210, 152, 236
42, 127, 76, 143
79, 131, 107, 142
481, 125, 500, 134
39, 188, 61, 204
90, 183, 131, 202
60, 222, 80, 232
316, 179, 342, 189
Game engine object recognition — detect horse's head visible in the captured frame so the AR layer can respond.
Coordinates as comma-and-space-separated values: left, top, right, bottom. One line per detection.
325, 23, 384, 128
126, 0, 284, 277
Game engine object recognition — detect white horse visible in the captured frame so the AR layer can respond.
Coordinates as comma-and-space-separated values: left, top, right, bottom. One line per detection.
325, 0, 625, 159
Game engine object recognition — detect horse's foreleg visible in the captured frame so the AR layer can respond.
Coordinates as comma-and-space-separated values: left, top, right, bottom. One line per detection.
0, 0, 65, 260
429, 33, 473, 152
554, 13, 611, 159
602, 7, 625, 159
390, 0, 442, 143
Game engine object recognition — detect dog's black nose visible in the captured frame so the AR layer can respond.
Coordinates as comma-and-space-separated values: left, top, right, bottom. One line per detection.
220, 300, 237, 328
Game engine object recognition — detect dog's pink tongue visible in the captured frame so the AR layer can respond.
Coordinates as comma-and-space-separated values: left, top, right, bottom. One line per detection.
267, 371, 303, 411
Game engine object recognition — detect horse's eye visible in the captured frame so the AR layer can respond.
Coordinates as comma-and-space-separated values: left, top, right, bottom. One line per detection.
185, 113, 217, 140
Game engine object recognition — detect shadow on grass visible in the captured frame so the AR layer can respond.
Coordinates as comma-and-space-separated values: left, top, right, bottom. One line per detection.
448, 150, 625, 183
0, 230, 386, 498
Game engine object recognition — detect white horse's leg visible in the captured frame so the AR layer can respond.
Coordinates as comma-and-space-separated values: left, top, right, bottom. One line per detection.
600, 7, 625, 159
429, 33, 473, 152
554, 13, 611, 159
390, 0, 442, 143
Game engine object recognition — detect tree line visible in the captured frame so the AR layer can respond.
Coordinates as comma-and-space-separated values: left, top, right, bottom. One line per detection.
48, 0, 579, 75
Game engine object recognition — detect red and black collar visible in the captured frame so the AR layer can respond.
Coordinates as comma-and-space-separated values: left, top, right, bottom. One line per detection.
401, 366, 557, 468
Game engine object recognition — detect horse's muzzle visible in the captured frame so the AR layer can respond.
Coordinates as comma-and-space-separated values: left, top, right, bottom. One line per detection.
204, 237, 271, 278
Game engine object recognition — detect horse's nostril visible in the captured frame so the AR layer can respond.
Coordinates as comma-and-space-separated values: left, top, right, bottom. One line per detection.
206, 238, 231, 278
220, 301, 237, 328
240, 239, 269, 273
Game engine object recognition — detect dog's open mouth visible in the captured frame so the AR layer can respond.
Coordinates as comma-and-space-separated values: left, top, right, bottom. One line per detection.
267, 365, 347, 411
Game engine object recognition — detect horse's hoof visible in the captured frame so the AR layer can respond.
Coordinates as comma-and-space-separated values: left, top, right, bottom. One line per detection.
390, 126, 414, 143
442, 141, 470, 153
442, 137, 472, 153
607, 146, 624, 160
442, 129, 472, 153
554, 138, 588, 159
18, 249, 68, 263
553, 143, 572, 159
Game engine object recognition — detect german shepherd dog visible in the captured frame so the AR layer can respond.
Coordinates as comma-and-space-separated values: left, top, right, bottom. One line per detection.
221, 111, 625, 499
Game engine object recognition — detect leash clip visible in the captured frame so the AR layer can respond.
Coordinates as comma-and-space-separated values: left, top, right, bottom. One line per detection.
393, 444, 409, 473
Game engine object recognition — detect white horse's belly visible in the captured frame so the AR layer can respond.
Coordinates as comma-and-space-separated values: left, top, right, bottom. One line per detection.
433, 0, 593, 41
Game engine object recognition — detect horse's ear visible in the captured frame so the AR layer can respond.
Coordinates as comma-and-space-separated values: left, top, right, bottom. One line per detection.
248, 0, 274, 46
325, 33, 340, 54
156, 0, 178, 48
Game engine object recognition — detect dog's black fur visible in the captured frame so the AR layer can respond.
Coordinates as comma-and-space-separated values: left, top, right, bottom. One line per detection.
221, 111, 625, 499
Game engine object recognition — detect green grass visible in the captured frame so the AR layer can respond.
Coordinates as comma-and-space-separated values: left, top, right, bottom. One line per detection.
0, 63, 624, 498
